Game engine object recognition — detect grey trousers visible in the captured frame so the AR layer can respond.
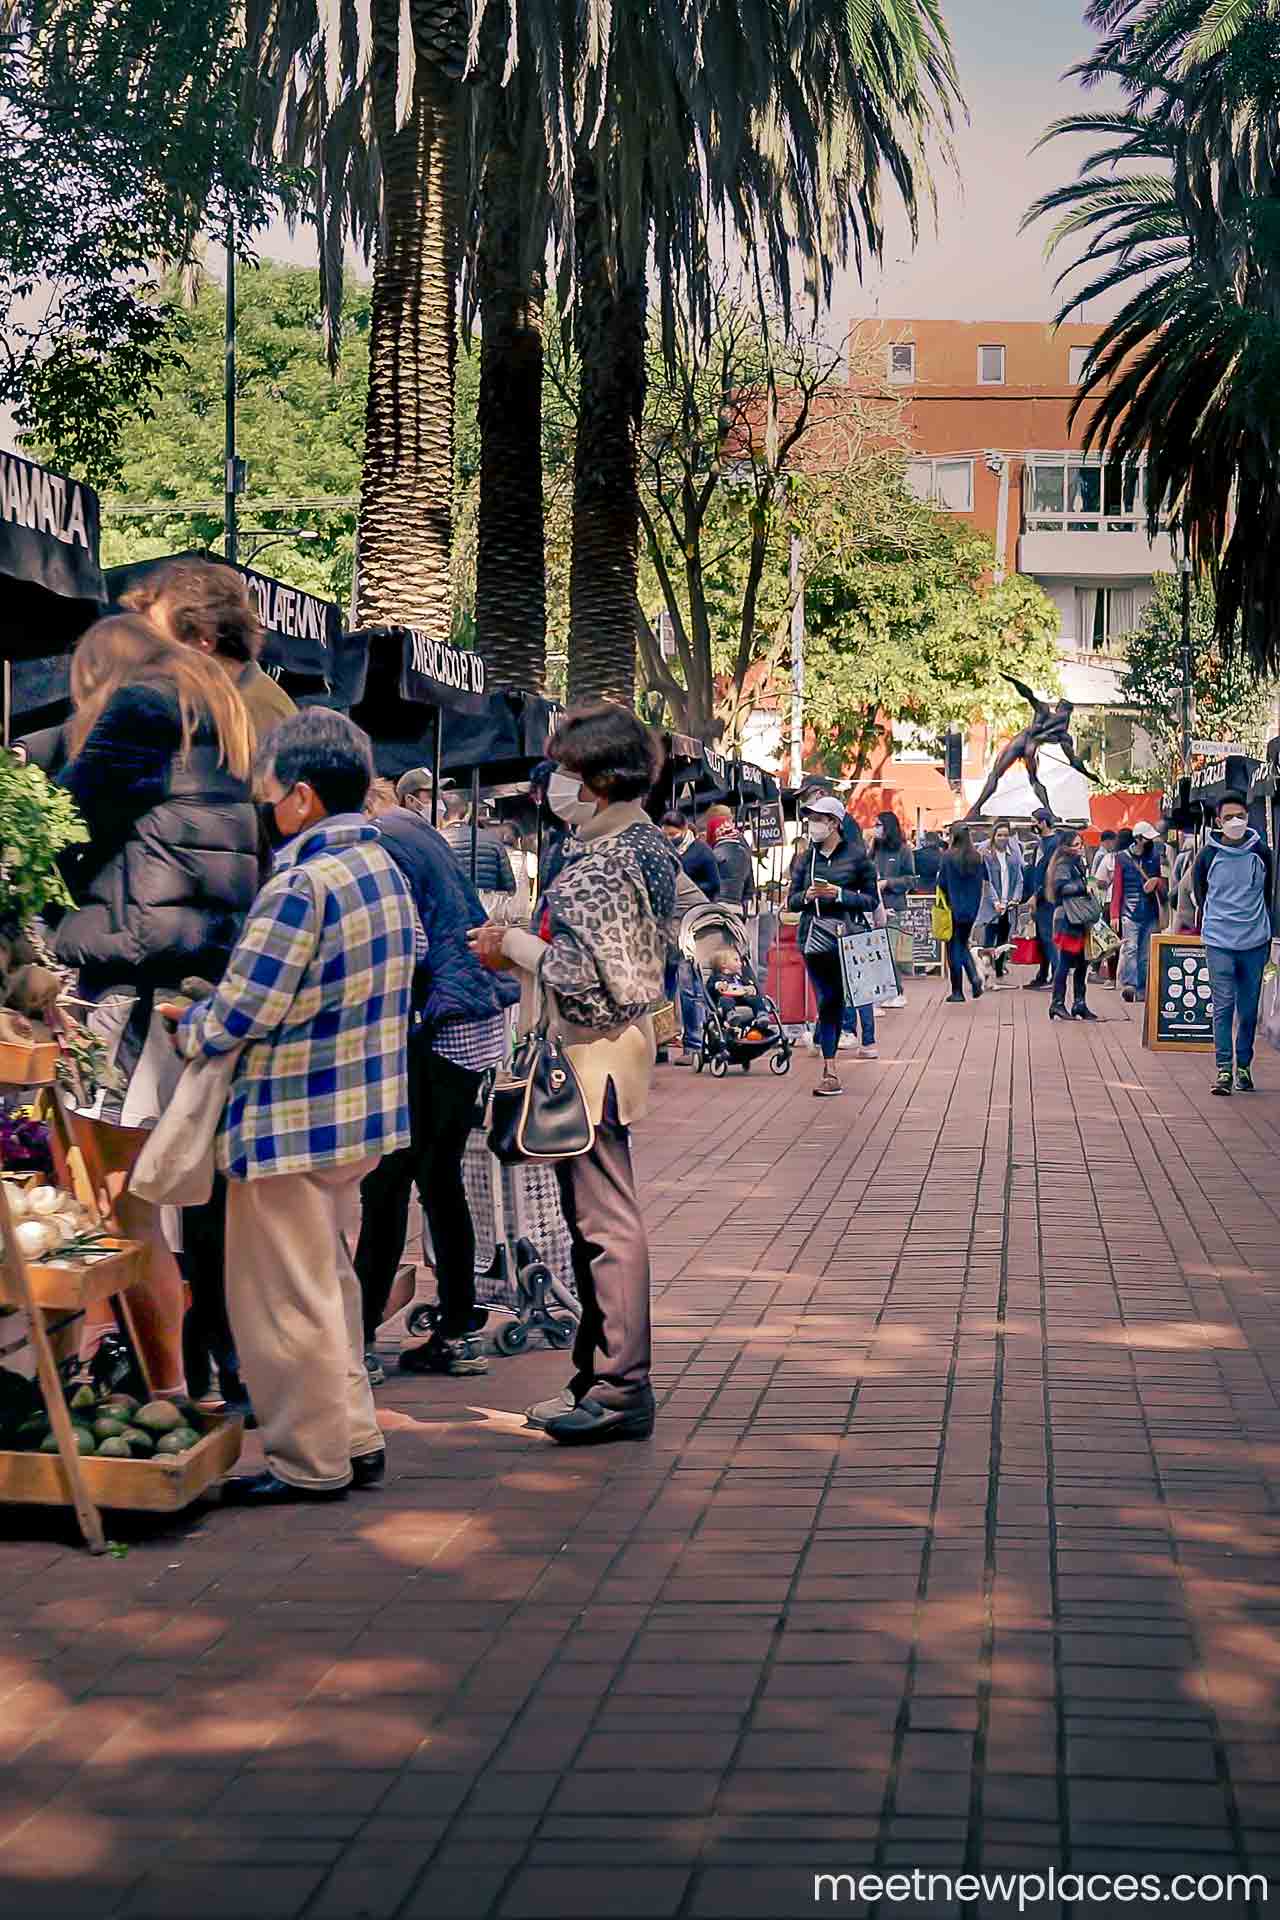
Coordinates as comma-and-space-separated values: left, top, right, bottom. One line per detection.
555, 1110, 653, 1407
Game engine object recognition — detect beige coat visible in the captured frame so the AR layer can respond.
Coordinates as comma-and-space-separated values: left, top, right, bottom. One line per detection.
500, 801, 657, 1127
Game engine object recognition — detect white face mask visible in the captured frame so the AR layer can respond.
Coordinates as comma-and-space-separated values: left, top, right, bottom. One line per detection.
806, 819, 836, 846
547, 769, 596, 829
1221, 816, 1250, 842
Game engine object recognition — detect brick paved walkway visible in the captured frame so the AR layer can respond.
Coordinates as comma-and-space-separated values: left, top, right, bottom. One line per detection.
2, 983, 1279, 1919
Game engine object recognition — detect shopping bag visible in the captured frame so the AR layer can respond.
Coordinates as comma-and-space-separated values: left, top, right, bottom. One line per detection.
128, 1047, 243, 1207
838, 926, 901, 1008
1087, 919, 1120, 964
931, 889, 953, 943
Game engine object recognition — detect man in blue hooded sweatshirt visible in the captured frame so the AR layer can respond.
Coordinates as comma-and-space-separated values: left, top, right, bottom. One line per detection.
1192, 791, 1277, 1096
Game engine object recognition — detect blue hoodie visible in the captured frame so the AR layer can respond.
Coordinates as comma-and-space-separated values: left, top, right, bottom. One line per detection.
1193, 829, 1275, 951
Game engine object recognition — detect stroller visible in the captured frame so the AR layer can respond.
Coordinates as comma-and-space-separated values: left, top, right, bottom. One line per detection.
679, 904, 793, 1079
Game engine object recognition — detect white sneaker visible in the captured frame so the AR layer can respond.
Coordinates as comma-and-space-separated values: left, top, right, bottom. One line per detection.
859, 1044, 879, 1059
884, 994, 907, 1010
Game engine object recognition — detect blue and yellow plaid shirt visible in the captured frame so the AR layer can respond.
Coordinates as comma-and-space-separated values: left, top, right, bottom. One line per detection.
177, 815, 417, 1181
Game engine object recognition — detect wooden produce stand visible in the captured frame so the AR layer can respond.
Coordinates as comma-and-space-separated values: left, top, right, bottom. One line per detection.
0, 1060, 240, 1552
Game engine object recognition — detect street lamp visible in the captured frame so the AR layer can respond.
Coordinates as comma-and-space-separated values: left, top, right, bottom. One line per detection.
238, 529, 321, 567
1180, 550, 1194, 776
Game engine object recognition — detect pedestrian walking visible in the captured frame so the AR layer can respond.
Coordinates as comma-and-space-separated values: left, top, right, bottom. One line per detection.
1045, 829, 1099, 1022
661, 810, 720, 1062
914, 830, 943, 892
871, 811, 914, 1008
938, 825, 986, 1004
160, 711, 417, 1505
787, 795, 879, 1096
1193, 791, 1277, 1096
980, 820, 1025, 983
355, 785, 519, 1381
470, 704, 676, 1447
1022, 809, 1062, 991
56, 615, 258, 1403
1089, 830, 1119, 986
1113, 821, 1166, 1003
706, 806, 755, 913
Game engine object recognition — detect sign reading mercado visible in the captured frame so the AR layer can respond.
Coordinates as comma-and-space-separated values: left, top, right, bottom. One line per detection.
401, 629, 486, 703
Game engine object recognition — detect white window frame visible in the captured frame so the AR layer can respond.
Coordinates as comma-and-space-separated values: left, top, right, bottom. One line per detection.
978, 344, 1006, 386
906, 456, 974, 513
1068, 346, 1091, 385
1023, 453, 1158, 533
887, 342, 916, 384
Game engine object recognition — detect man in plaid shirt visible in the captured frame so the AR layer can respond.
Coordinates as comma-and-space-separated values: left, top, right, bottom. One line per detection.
162, 711, 416, 1507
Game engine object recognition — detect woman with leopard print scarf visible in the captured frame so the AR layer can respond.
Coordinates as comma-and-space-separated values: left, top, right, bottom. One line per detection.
470, 704, 675, 1448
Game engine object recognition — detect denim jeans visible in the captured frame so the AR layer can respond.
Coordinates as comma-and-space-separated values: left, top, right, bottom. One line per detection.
841, 1000, 877, 1044
947, 919, 980, 995
1120, 913, 1155, 993
677, 958, 705, 1048
1205, 941, 1270, 1072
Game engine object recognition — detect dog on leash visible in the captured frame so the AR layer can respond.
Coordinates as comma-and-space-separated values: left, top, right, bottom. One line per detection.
974, 942, 1016, 992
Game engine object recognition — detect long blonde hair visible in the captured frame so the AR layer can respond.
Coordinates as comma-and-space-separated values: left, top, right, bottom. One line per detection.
68, 615, 252, 779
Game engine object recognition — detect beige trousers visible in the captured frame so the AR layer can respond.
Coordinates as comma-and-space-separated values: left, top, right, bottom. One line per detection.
225, 1156, 382, 1490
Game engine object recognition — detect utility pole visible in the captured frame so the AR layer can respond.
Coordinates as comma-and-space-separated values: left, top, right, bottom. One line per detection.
789, 535, 804, 788
1180, 553, 1194, 775
224, 212, 241, 566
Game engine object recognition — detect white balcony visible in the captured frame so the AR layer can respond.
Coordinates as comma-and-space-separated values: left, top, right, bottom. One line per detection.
1019, 525, 1176, 579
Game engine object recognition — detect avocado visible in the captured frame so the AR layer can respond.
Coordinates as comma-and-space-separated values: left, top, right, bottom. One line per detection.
154, 1427, 199, 1455
42, 1427, 95, 1455
69, 1385, 97, 1413
103, 1393, 139, 1415
95, 1436, 132, 1458
92, 1417, 128, 1443
134, 1400, 184, 1434
124, 1429, 154, 1458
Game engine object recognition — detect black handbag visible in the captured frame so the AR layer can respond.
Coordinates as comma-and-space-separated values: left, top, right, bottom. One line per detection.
800, 848, 848, 958
487, 1023, 595, 1165
1062, 890, 1102, 930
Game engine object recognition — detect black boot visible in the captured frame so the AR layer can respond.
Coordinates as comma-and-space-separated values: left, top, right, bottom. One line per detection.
1048, 1000, 1071, 1021
1072, 1002, 1099, 1023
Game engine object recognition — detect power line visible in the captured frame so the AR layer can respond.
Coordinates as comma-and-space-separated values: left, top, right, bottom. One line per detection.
101, 495, 360, 518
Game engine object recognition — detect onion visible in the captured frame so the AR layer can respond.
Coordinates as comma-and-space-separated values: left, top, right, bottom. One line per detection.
2, 1185, 29, 1220
15, 1219, 56, 1257
26, 1186, 61, 1217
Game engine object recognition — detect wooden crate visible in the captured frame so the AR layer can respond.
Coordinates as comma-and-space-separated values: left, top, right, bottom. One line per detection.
0, 1415, 243, 1514
0, 1238, 146, 1312
0, 1036, 58, 1086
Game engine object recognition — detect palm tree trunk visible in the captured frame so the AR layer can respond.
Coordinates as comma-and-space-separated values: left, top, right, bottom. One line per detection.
568, 153, 646, 706
356, 0, 459, 632
474, 135, 546, 689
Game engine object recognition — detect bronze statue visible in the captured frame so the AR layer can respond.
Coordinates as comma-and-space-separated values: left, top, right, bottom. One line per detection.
966, 675, 1101, 822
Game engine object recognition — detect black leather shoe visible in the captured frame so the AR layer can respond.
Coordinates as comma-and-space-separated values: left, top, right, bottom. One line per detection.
350, 1449, 386, 1489
220, 1470, 347, 1506
1072, 1004, 1100, 1022
1048, 1002, 1071, 1021
544, 1395, 655, 1447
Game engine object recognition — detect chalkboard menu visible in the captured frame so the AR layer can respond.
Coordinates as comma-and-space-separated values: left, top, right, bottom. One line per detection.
899, 892, 943, 973
1143, 934, 1215, 1053
753, 802, 785, 850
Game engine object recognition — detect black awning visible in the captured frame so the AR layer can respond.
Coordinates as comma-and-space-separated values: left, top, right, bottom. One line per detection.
347, 626, 490, 733
0, 450, 105, 658
1188, 754, 1260, 811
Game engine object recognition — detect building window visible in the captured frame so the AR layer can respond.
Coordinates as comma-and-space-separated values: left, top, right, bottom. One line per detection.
1024, 456, 1154, 532
1075, 585, 1151, 655
1069, 345, 1091, 384
978, 345, 1006, 385
887, 342, 916, 384
906, 457, 974, 512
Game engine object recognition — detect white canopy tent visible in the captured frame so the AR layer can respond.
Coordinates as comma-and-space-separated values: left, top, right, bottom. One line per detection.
970, 744, 1092, 823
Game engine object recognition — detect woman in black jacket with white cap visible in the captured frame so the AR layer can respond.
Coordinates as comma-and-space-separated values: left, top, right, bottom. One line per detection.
787, 796, 878, 1098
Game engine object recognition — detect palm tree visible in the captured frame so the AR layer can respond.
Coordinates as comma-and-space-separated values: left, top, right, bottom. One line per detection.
471, 0, 961, 705
1027, 8, 1280, 671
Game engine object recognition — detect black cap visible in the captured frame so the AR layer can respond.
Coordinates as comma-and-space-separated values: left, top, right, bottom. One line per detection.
1032, 807, 1054, 824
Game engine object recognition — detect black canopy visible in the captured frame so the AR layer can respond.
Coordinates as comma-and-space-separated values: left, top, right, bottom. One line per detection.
104, 551, 341, 698
0, 450, 104, 667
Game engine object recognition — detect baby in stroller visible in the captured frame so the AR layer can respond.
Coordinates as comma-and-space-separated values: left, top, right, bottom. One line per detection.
707, 947, 774, 1040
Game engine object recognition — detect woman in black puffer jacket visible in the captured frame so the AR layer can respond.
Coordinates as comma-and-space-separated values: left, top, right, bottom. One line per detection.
787, 797, 878, 1098
55, 615, 258, 1396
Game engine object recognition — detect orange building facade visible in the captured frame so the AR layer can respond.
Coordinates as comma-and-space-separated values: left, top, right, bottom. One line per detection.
839, 319, 1174, 826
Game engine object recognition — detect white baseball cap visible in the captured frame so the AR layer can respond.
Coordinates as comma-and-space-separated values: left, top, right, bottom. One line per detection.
1131, 820, 1159, 843
802, 796, 847, 822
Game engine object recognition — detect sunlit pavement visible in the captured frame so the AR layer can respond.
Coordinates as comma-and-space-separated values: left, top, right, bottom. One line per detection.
2, 981, 1278, 1919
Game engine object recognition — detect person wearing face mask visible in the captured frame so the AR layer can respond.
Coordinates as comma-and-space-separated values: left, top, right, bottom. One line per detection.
395, 766, 453, 822
1193, 791, 1278, 1095
469, 705, 677, 1446
1111, 821, 1166, 1003
871, 811, 914, 1008
787, 796, 879, 1096
157, 711, 418, 1505
1044, 830, 1099, 1022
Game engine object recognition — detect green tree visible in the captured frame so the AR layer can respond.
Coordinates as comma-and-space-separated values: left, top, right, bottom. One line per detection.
99, 262, 369, 611
1027, 1, 1280, 674
1119, 573, 1273, 786
799, 516, 1063, 776
0, 0, 285, 484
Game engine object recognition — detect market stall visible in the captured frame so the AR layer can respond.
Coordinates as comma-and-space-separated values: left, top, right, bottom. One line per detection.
0, 449, 107, 741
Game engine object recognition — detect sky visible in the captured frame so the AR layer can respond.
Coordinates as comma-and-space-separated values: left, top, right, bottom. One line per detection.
246, 2, 1114, 331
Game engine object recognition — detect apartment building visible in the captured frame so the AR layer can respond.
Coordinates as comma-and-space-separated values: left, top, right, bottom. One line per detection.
862, 318, 1175, 786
